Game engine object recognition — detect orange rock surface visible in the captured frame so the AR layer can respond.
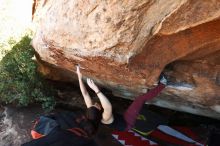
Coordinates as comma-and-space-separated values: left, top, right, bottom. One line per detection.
32, 0, 220, 119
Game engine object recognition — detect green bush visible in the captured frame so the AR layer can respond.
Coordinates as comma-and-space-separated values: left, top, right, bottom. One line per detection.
0, 35, 56, 111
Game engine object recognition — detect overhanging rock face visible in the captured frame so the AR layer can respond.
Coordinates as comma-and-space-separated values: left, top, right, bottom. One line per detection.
32, 0, 220, 119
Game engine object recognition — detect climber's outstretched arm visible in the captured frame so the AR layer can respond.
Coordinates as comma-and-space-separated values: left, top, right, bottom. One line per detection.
87, 79, 114, 124
76, 65, 93, 108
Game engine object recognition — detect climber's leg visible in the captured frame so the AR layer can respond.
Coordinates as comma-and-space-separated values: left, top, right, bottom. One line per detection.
124, 83, 166, 130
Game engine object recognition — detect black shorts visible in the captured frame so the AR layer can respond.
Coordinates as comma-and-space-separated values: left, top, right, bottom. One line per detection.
105, 113, 126, 131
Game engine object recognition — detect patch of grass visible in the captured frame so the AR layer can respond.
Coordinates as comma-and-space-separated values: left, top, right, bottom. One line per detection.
0, 35, 56, 111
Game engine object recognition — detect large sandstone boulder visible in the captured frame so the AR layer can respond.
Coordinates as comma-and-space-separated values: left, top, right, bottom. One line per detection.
32, 0, 220, 119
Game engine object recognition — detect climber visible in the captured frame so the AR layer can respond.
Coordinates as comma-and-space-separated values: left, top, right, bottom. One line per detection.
22, 66, 166, 146
76, 65, 167, 131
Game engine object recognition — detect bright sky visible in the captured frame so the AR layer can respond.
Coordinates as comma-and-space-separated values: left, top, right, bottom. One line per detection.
0, 0, 32, 43
0, 0, 33, 59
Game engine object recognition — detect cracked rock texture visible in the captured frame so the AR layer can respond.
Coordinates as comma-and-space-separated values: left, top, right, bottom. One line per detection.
32, 0, 220, 119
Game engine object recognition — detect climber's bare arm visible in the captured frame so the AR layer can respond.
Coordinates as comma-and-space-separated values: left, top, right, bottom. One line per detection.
76, 65, 93, 108
87, 78, 114, 124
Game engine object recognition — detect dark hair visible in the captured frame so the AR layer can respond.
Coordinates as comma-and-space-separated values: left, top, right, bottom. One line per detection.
86, 107, 103, 130
79, 119, 96, 136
